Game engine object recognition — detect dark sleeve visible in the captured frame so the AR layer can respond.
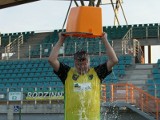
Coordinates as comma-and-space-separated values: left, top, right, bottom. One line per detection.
54, 62, 70, 85
94, 62, 112, 82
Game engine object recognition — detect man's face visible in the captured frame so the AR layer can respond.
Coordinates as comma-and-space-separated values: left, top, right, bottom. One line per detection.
74, 59, 90, 75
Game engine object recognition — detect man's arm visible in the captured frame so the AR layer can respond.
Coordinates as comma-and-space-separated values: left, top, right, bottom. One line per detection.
101, 32, 118, 71
48, 33, 65, 72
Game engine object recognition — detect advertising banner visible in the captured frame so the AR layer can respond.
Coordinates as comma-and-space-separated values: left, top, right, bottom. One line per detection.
8, 92, 23, 101
26, 91, 64, 100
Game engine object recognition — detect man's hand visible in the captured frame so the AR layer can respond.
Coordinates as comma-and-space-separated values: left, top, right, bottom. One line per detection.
101, 32, 108, 42
58, 32, 66, 43
102, 32, 107, 40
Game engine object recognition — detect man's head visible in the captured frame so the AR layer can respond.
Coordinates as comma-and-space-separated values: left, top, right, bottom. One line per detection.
74, 50, 90, 75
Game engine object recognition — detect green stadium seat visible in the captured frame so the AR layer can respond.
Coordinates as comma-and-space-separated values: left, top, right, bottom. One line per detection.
148, 23, 159, 38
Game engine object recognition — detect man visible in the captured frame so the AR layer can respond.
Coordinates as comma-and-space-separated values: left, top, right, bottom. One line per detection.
48, 32, 118, 120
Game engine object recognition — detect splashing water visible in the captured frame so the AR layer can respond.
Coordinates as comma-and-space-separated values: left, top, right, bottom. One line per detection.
77, 71, 89, 120
100, 87, 120, 120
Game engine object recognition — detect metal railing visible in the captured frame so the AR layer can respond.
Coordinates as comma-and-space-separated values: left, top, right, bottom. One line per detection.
106, 83, 160, 120
133, 39, 144, 63
122, 28, 132, 55
4, 35, 23, 60
122, 25, 160, 56
122, 27, 132, 40
1, 40, 109, 61
122, 29, 144, 63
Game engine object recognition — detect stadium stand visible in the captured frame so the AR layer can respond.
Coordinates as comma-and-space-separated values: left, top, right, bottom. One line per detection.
1, 23, 160, 120
1, 31, 34, 47
0, 55, 130, 92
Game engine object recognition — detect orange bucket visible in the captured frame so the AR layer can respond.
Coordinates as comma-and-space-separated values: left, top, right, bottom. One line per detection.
63, 6, 103, 38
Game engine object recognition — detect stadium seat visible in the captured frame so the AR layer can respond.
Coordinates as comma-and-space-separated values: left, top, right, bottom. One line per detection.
148, 23, 159, 38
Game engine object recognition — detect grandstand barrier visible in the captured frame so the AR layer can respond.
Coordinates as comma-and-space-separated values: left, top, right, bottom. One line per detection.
0, 84, 106, 104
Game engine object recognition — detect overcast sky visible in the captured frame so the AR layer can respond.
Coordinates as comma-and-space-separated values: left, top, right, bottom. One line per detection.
0, 0, 160, 63
0, 0, 160, 33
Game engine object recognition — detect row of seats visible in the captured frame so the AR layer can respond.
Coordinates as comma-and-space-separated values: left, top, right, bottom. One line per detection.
0, 63, 51, 69
147, 59, 160, 98
12, 23, 158, 58
0, 72, 54, 79
0, 67, 52, 73
118, 55, 133, 65
1, 31, 34, 37
1, 23, 159, 49
0, 55, 132, 100
0, 59, 47, 65
0, 86, 64, 93
0, 55, 132, 94
103, 25, 131, 40
147, 79, 160, 98
0, 31, 35, 47
132, 23, 159, 39
0, 81, 63, 88
0, 76, 57, 82
28, 37, 108, 58
104, 23, 160, 40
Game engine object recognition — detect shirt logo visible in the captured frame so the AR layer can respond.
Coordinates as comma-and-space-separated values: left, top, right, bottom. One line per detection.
74, 83, 92, 92
72, 74, 79, 81
88, 74, 93, 80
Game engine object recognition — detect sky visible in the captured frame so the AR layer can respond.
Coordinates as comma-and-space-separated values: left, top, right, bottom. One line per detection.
0, 0, 160, 63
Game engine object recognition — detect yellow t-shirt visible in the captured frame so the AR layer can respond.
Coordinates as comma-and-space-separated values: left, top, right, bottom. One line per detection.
65, 68, 101, 120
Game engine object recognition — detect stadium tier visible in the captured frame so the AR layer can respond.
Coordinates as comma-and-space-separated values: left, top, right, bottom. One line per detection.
1, 23, 160, 120
29, 23, 160, 58
0, 31, 34, 47
0, 23, 159, 97
1, 23, 160, 59
0, 55, 132, 94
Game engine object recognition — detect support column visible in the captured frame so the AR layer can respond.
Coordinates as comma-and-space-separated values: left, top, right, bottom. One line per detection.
141, 46, 144, 58
141, 46, 145, 64
7, 105, 13, 120
148, 45, 151, 63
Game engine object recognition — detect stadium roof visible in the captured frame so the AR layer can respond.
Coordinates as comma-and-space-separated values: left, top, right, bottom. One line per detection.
0, 0, 39, 9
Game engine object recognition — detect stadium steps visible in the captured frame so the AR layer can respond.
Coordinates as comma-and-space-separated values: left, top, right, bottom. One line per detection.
112, 40, 123, 56
138, 38, 160, 46
9, 32, 51, 59
25, 32, 51, 45
119, 64, 154, 90
102, 102, 155, 120
0, 46, 5, 58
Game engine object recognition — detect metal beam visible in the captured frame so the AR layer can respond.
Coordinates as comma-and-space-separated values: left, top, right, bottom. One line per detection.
0, 0, 38, 9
